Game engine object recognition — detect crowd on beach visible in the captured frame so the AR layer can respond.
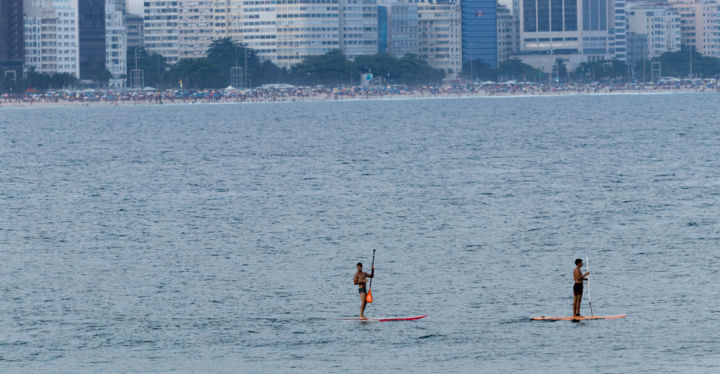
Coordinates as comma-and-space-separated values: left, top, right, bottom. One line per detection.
1, 79, 718, 108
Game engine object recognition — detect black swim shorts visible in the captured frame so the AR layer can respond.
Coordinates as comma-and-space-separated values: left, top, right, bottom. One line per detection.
573, 283, 583, 296
358, 287, 367, 294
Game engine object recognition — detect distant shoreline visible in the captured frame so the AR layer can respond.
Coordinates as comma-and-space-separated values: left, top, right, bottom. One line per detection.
0, 87, 714, 110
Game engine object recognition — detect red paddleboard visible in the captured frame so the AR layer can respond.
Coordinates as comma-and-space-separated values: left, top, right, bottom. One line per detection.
340, 315, 427, 322
531, 314, 626, 321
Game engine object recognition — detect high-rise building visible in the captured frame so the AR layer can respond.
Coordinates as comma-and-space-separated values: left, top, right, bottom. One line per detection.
23, 0, 80, 77
461, 0, 497, 67
626, 2, 681, 64
497, 3, 519, 63
144, 0, 179, 64
106, 0, 127, 86
669, 0, 720, 57
79, 0, 106, 80
230, 0, 278, 63
378, 1, 419, 57
340, 0, 379, 59
177, 0, 216, 59
126, 13, 144, 48
0, 0, 25, 80
416, 0, 462, 78
275, 0, 340, 67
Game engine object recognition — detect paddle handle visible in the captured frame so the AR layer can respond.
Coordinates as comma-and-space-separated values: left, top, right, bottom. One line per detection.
368, 249, 375, 289
587, 256, 593, 317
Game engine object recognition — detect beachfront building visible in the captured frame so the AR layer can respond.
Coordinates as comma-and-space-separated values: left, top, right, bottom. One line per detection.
378, 1, 419, 56
126, 13, 144, 48
106, 0, 127, 87
340, 0, 379, 59
275, 0, 340, 68
668, 0, 720, 57
497, 3, 519, 63
516, 0, 617, 72
228, 0, 278, 63
23, 0, 80, 77
461, 0, 498, 68
625, 2, 681, 64
143, 0, 179, 64
177, 0, 216, 59
416, 0, 462, 79
0, 0, 25, 80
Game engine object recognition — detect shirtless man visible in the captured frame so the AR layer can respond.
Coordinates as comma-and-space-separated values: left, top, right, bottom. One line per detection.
573, 258, 590, 317
353, 262, 374, 319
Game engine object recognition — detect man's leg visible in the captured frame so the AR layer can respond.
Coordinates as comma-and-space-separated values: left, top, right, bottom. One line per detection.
360, 293, 367, 319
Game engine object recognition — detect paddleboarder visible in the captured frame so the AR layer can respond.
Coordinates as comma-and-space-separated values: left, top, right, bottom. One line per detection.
573, 258, 590, 317
353, 262, 374, 320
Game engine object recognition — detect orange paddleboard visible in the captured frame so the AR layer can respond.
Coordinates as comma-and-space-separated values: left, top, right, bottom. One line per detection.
531, 314, 627, 321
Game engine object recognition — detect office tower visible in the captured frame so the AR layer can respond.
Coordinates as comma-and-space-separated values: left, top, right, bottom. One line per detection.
626, 3, 681, 64
126, 13, 144, 48
144, 0, 179, 64
0, 0, 25, 79
275, 0, 340, 67
416, 0, 462, 78
378, 1, 419, 57
461, 0, 497, 67
340, 0, 379, 59
79, 0, 106, 80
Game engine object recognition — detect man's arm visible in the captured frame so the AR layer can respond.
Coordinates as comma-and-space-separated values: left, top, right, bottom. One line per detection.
353, 273, 360, 285
583, 271, 590, 281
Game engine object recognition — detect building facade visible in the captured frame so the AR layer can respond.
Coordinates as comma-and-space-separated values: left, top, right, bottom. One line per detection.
461, 0, 497, 67
613, 0, 627, 61
669, 0, 720, 57
126, 13, 144, 48
275, 0, 340, 67
416, 0, 462, 78
626, 2, 681, 64
378, 1, 419, 57
340, 0, 379, 59
23, 0, 80, 77
144, 0, 179, 64
497, 3, 519, 63
79, 0, 106, 80
106, 0, 127, 86
177, 0, 216, 59
0, 0, 25, 79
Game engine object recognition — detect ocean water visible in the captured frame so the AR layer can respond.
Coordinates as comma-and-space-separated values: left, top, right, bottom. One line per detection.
1, 94, 719, 373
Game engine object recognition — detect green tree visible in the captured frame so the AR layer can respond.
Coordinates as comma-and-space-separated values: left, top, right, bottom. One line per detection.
498, 58, 544, 81
462, 59, 497, 81
573, 59, 627, 82
291, 50, 358, 86
126, 46, 169, 87
354, 53, 444, 85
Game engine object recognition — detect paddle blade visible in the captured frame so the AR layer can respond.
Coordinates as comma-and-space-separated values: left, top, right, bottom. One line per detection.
366, 290, 373, 303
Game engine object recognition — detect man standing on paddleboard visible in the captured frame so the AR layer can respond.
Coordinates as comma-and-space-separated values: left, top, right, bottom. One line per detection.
573, 259, 590, 317
354, 262, 374, 320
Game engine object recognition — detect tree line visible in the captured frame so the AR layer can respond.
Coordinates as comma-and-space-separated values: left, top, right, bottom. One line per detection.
126, 38, 444, 89
465, 48, 720, 83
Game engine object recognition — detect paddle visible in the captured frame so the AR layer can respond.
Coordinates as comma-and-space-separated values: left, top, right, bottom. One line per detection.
366, 249, 375, 303
586, 256, 594, 317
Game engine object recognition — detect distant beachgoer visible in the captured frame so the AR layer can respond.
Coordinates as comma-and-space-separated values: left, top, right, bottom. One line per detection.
573, 258, 590, 317
353, 262, 374, 319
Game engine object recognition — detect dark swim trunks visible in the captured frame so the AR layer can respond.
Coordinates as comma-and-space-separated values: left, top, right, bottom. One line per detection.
358, 287, 367, 294
573, 283, 583, 296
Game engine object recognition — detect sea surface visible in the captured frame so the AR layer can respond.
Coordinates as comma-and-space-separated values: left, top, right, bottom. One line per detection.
1, 94, 719, 373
